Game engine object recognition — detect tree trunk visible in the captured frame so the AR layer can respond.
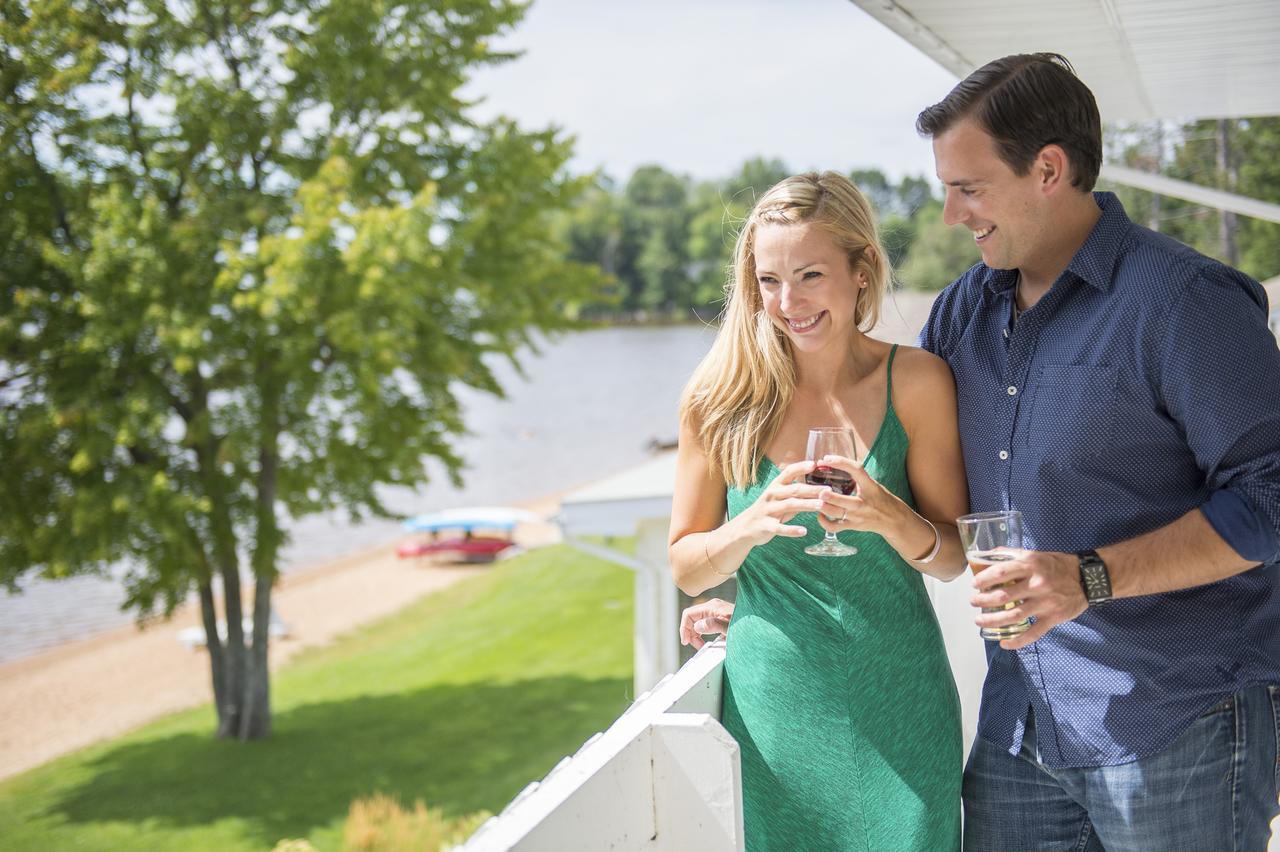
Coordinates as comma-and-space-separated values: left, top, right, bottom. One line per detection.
198, 578, 226, 713
215, 553, 246, 739
187, 382, 249, 739
1149, 121, 1164, 232
203, 460, 245, 738
239, 578, 272, 739
1216, 119, 1239, 265
238, 367, 282, 740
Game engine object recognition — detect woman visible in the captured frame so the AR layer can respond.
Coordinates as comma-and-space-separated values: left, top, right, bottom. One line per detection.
668, 172, 967, 850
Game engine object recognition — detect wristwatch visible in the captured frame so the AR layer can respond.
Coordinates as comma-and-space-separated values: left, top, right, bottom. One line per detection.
1076, 549, 1113, 604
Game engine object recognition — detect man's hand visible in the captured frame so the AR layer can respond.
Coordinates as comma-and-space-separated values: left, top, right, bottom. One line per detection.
971, 550, 1087, 649
680, 598, 735, 650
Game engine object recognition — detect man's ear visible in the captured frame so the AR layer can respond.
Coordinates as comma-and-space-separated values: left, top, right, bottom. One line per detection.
1036, 144, 1072, 195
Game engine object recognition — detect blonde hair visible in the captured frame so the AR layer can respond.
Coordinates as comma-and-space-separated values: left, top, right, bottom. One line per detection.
680, 171, 891, 489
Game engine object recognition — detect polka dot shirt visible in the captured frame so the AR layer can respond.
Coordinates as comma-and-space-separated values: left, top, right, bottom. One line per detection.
919, 192, 1280, 768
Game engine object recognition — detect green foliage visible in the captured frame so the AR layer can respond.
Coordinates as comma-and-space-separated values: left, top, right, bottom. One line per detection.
0, 544, 634, 851
722, 157, 791, 205
1103, 118, 1280, 282
878, 214, 916, 269
895, 202, 980, 291
1195, 117, 1280, 280
1, 0, 601, 734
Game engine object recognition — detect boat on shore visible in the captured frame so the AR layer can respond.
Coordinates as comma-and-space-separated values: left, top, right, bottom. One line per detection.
396, 507, 541, 564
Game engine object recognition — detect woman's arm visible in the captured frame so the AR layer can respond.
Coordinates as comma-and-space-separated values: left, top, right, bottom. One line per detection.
895, 347, 970, 581
668, 413, 826, 595
668, 414, 736, 595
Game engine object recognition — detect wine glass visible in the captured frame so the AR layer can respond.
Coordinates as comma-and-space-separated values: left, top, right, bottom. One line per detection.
956, 510, 1032, 640
803, 427, 859, 557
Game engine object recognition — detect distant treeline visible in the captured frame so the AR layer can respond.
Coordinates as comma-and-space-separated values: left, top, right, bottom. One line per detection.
560, 118, 1280, 320
557, 157, 979, 320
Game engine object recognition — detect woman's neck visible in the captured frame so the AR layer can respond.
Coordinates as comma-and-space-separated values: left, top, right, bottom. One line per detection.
792, 335, 880, 396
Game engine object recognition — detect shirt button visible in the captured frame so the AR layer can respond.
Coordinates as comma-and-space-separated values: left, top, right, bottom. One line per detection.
999, 450, 1009, 460
1007, 386, 1018, 395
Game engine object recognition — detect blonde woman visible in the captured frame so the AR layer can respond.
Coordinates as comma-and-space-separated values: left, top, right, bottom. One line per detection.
669, 172, 967, 850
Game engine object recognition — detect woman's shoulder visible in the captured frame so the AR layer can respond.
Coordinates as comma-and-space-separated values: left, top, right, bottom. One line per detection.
890, 343, 953, 381
888, 344, 957, 413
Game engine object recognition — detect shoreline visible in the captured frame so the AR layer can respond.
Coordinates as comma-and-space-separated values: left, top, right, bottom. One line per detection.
0, 296, 943, 784
0, 491, 567, 783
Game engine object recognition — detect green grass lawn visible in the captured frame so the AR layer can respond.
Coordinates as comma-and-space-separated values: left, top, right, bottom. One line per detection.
0, 544, 634, 851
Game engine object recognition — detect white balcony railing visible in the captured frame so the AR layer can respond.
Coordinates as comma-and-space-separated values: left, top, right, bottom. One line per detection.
460, 640, 742, 852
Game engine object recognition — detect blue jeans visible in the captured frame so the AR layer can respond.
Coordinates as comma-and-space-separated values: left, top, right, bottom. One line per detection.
963, 684, 1280, 851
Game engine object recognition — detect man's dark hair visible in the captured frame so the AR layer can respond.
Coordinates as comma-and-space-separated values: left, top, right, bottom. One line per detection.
916, 53, 1102, 191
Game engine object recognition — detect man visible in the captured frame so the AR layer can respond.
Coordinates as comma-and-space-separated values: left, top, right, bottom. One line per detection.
684, 54, 1280, 849
916, 52, 1280, 849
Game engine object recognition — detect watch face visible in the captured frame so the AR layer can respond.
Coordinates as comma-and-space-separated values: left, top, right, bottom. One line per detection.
1079, 552, 1113, 602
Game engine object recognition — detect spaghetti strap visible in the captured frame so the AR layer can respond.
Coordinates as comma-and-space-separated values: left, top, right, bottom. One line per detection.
885, 343, 900, 412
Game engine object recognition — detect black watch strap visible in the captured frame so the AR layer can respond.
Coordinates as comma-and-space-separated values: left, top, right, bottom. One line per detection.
1077, 549, 1113, 604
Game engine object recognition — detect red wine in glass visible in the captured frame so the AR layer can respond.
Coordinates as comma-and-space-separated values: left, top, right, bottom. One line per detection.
806, 466, 856, 495
803, 427, 859, 557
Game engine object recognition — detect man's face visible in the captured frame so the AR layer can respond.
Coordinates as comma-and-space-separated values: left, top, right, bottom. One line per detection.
932, 117, 1050, 271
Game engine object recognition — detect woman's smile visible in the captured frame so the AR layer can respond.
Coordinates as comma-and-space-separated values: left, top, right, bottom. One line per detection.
786, 310, 827, 333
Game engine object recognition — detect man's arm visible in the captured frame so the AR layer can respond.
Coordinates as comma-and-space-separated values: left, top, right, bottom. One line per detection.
972, 508, 1256, 649
1102, 509, 1253, 597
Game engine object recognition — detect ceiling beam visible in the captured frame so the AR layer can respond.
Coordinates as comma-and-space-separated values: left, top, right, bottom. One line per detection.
1101, 165, 1280, 225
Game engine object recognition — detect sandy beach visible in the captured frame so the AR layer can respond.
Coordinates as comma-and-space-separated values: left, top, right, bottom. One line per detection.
0, 499, 563, 782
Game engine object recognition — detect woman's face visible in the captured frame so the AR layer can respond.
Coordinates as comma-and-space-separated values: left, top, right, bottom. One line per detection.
753, 222, 866, 355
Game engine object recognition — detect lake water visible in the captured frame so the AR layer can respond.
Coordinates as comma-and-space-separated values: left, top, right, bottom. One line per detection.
0, 323, 720, 664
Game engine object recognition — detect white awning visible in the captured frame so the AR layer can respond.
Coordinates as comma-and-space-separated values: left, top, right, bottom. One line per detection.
849, 1, 1280, 122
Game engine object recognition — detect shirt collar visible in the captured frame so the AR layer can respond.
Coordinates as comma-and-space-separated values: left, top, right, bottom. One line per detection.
983, 191, 1132, 297
1067, 192, 1130, 292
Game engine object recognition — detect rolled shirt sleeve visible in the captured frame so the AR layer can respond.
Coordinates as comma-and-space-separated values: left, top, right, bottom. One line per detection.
1158, 266, 1280, 565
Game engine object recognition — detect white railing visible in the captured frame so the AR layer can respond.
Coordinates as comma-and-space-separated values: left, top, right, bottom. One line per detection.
460, 640, 743, 852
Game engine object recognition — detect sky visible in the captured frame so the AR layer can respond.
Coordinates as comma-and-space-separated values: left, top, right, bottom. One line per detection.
462, 0, 959, 185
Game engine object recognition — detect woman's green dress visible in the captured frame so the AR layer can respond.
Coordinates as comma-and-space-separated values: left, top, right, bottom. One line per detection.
722, 346, 962, 851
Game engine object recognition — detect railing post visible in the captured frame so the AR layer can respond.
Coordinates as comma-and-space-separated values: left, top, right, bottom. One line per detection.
634, 517, 679, 694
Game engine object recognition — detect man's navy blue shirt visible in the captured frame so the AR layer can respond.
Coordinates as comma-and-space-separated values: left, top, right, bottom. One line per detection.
919, 192, 1280, 768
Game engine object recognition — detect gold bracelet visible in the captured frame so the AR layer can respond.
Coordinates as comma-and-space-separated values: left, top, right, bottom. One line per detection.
707, 533, 735, 576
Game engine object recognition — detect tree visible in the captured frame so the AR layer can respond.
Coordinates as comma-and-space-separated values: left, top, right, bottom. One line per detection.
623, 165, 689, 312
1231, 117, 1280, 280
555, 178, 625, 317
685, 183, 742, 311
878, 214, 916, 270
896, 201, 981, 290
1169, 117, 1280, 281
722, 156, 790, 205
0, 0, 598, 740
1103, 118, 1280, 282
849, 168, 895, 218
557, 158, 948, 313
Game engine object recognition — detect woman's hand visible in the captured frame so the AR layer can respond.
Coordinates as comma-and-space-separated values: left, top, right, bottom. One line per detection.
811, 454, 910, 533
730, 459, 828, 547
680, 598, 736, 649
811, 452, 949, 568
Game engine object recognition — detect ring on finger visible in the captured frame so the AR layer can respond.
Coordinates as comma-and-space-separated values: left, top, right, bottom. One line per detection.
837, 509, 848, 523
